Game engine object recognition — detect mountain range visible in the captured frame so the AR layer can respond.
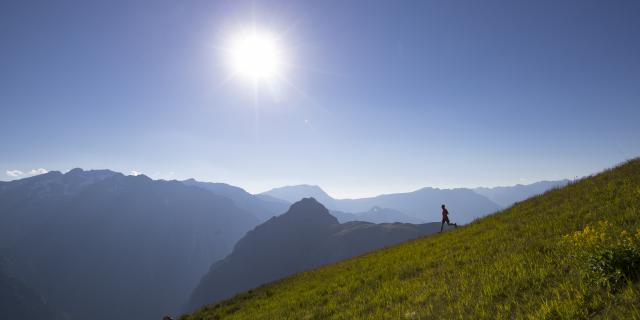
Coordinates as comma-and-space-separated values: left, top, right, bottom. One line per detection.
0, 168, 571, 319
0, 263, 64, 320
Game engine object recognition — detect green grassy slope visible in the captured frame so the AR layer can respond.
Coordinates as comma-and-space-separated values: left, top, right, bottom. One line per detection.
183, 159, 640, 319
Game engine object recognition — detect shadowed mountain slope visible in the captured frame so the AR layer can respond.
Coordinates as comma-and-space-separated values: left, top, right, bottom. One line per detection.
0, 264, 64, 320
1, 169, 259, 320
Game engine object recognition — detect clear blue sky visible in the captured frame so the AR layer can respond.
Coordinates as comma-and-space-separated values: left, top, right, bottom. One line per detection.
1, 0, 639, 198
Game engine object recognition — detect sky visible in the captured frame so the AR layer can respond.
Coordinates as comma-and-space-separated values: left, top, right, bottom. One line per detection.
1, 0, 639, 198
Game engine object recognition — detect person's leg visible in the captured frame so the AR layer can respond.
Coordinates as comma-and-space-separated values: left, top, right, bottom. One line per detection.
440, 221, 445, 232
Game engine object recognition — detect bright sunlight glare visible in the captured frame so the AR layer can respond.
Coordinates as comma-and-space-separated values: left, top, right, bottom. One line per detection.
227, 29, 286, 83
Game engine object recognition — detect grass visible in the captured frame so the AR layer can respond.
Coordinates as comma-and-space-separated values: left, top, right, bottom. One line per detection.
183, 159, 640, 319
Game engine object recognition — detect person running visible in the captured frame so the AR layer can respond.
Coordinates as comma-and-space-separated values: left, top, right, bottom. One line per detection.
440, 204, 457, 232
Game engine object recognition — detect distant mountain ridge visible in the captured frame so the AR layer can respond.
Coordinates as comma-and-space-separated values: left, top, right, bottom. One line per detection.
261, 180, 570, 224
185, 198, 443, 312
2, 171, 568, 227
262, 186, 500, 224
331, 206, 426, 224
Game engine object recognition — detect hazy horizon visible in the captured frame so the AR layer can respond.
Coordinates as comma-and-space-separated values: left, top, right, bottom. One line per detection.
1, 164, 580, 200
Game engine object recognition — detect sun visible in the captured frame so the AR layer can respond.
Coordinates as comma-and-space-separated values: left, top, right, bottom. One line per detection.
226, 29, 286, 83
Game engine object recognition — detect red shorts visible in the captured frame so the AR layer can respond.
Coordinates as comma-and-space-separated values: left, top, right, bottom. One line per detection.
442, 216, 450, 223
